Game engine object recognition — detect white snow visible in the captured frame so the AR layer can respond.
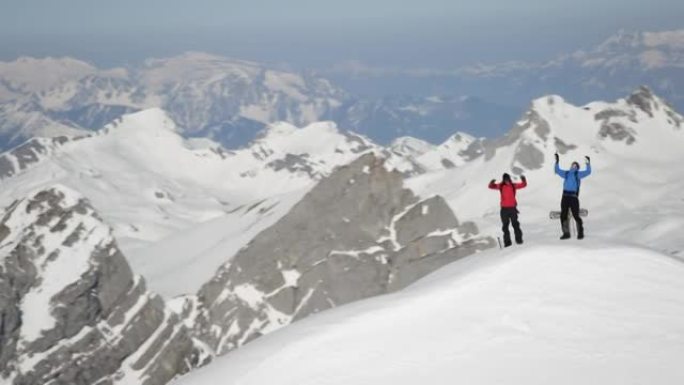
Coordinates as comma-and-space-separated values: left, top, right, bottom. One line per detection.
415, 132, 477, 170
233, 284, 266, 309
0, 109, 376, 298
174, 243, 684, 385
281, 269, 301, 287
389, 136, 436, 158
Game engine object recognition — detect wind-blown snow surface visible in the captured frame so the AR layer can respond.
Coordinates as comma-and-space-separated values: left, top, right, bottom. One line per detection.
175, 243, 684, 385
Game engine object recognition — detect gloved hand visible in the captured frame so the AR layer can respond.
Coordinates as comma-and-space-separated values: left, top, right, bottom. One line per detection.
554, 153, 559, 163
585, 155, 591, 164
490, 179, 496, 185
521, 175, 527, 182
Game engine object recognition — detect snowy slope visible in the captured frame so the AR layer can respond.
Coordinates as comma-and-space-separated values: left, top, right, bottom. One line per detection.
174, 243, 684, 385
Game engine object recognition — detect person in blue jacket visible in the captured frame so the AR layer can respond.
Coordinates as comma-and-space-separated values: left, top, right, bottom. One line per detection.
554, 153, 591, 240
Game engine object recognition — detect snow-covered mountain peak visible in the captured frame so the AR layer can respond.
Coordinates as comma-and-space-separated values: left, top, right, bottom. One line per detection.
531, 94, 566, 109
389, 136, 436, 158
573, 29, 684, 70
625, 86, 682, 125
0, 56, 97, 100
141, 52, 264, 86
406, 87, 684, 184
104, 107, 179, 134
597, 29, 684, 52
597, 29, 644, 51
412, 131, 482, 170
643, 29, 684, 49
444, 131, 477, 146
242, 120, 374, 177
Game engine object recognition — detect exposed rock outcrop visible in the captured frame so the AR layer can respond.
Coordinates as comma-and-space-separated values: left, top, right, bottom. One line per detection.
191, 153, 495, 354
0, 186, 204, 385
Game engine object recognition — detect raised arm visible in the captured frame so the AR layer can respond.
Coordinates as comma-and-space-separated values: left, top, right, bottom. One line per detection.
488, 179, 500, 189
514, 175, 527, 189
578, 160, 592, 179
554, 162, 567, 177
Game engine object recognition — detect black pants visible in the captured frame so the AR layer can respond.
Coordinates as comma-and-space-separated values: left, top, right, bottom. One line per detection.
500, 207, 522, 246
560, 194, 584, 236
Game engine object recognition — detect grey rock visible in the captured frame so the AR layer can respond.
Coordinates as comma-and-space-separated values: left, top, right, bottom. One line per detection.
191, 153, 495, 355
474, 109, 549, 173
627, 86, 657, 117
594, 106, 638, 145
0, 187, 203, 385
440, 158, 456, 169
598, 122, 637, 144
266, 153, 316, 177
554, 137, 577, 154
513, 141, 545, 172
0, 137, 75, 180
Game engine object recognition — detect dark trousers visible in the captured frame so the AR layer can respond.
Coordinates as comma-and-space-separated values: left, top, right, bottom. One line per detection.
500, 207, 522, 246
560, 194, 584, 236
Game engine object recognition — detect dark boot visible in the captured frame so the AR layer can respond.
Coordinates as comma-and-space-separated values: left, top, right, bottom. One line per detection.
560, 233, 571, 240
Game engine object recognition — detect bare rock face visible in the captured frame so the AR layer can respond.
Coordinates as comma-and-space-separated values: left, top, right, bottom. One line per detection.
0, 186, 203, 385
191, 153, 495, 355
0, 137, 76, 180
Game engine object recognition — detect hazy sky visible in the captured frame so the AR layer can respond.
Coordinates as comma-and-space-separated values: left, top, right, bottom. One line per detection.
1, 0, 683, 68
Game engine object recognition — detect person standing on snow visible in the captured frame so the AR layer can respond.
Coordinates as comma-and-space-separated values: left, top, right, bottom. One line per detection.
489, 173, 527, 247
554, 153, 591, 240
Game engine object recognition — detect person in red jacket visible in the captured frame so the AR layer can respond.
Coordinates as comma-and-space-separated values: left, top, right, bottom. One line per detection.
489, 173, 527, 247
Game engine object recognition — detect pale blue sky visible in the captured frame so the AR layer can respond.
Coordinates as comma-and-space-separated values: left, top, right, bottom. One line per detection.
1, 0, 683, 68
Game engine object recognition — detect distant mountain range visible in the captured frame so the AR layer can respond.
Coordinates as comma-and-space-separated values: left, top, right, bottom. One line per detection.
2, 29, 681, 150
326, 29, 684, 125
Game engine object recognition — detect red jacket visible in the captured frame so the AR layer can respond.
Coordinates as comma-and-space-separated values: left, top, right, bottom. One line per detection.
489, 179, 527, 208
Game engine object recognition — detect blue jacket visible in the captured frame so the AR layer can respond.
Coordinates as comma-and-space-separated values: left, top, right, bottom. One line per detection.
555, 163, 591, 193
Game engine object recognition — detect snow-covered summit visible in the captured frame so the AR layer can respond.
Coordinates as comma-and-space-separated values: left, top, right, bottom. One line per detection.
389, 136, 436, 158
175, 243, 684, 385
104, 107, 179, 134
587, 29, 684, 69
243, 121, 373, 177
415, 131, 481, 170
